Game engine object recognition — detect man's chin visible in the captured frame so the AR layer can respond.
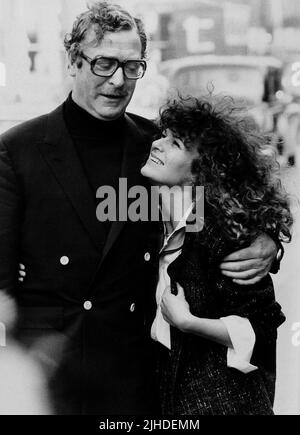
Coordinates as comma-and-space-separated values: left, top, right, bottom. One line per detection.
94, 107, 125, 121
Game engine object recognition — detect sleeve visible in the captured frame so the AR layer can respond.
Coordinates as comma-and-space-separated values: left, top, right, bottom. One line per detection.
0, 138, 22, 297
220, 316, 258, 374
269, 238, 284, 274
215, 273, 285, 367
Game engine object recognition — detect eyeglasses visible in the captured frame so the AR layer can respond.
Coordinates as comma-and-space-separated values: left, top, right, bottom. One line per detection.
80, 53, 147, 80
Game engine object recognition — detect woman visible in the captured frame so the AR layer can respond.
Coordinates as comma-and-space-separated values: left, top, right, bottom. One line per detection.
141, 96, 292, 415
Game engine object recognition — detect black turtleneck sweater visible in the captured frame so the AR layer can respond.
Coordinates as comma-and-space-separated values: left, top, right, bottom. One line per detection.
63, 94, 126, 234
63, 93, 126, 199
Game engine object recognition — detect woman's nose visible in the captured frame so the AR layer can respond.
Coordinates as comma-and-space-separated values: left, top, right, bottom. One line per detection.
152, 137, 166, 152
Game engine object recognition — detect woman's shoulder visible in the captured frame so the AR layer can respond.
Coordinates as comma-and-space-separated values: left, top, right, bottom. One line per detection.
184, 212, 248, 266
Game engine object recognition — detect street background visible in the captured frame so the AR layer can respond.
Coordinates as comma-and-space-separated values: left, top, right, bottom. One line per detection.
1, 0, 300, 415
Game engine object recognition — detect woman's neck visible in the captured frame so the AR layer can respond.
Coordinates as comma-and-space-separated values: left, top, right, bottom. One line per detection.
158, 185, 193, 234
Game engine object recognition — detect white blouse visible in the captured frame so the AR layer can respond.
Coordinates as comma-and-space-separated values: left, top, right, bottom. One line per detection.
151, 208, 258, 374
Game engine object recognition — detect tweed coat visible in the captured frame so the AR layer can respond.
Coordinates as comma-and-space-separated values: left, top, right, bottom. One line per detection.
157, 212, 285, 416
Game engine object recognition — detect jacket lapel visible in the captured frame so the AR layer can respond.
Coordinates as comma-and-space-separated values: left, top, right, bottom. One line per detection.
99, 114, 151, 266
38, 104, 107, 252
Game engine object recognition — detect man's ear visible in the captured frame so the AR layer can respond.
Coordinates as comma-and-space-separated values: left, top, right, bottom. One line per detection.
68, 63, 77, 77
68, 50, 83, 76
67, 54, 77, 78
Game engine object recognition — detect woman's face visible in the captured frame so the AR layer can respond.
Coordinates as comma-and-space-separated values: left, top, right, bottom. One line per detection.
141, 129, 199, 186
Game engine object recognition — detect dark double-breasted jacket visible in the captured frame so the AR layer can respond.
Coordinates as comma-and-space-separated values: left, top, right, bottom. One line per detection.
0, 103, 160, 414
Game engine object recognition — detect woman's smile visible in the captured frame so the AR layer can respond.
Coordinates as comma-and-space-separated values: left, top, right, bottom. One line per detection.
149, 153, 164, 166
141, 129, 198, 187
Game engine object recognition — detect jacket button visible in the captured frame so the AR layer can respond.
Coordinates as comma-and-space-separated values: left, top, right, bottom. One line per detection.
83, 301, 92, 311
60, 256, 69, 266
130, 303, 135, 313
144, 252, 151, 262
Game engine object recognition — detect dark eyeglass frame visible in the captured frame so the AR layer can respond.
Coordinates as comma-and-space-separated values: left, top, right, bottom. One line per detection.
80, 53, 147, 80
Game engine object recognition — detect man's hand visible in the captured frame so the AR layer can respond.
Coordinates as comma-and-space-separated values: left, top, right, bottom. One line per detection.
220, 233, 278, 285
160, 284, 192, 332
18, 263, 26, 282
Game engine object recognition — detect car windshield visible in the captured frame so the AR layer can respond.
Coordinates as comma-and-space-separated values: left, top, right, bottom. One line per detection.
174, 65, 265, 105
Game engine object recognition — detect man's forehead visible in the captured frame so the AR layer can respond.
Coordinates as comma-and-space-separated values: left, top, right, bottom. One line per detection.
83, 28, 141, 51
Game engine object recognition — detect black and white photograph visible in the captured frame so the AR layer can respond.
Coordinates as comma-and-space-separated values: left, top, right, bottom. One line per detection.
0, 0, 299, 418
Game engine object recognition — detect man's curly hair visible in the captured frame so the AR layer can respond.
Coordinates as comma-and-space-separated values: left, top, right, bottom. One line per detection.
158, 95, 293, 244
64, 1, 147, 65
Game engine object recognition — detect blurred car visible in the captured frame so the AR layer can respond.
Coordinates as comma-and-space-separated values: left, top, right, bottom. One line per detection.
159, 55, 283, 135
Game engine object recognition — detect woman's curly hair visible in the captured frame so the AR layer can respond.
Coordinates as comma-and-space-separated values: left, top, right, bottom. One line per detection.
158, 95, 293, 244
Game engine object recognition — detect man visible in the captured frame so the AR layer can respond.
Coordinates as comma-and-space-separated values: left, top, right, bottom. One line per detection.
0, 2, 279, 415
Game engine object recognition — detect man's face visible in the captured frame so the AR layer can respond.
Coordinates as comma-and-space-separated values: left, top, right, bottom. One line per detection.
70, 28, 142, 121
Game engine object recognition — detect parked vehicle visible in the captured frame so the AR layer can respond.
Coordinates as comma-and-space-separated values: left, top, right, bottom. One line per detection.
159, 55, 284, 137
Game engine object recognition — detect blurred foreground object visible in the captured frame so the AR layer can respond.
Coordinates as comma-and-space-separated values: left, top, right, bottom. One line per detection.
0, 342, 52, 414
0, 291, 52, 414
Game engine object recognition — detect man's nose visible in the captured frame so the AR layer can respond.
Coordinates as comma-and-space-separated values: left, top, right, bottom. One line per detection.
108, 66, 125, 87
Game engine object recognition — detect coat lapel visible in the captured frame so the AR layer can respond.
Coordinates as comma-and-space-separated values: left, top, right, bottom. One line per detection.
99, 114, 151, 266
38, 105, 107, 252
